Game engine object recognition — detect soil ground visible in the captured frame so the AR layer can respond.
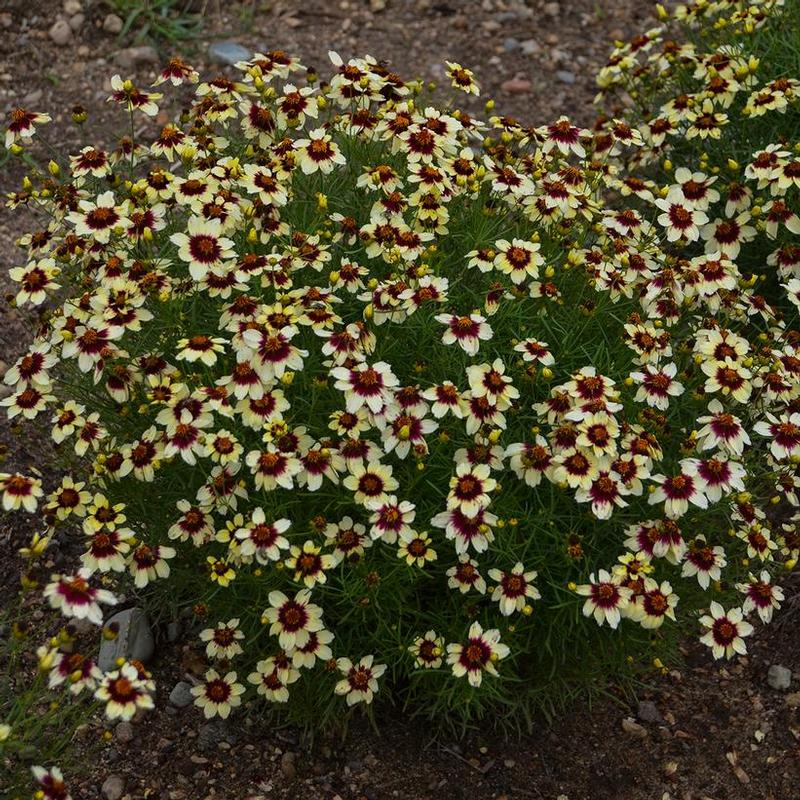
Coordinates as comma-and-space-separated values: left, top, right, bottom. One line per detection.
1, 2, 799, 799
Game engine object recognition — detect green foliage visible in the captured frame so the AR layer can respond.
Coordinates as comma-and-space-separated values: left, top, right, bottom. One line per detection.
105, 0, 203, 45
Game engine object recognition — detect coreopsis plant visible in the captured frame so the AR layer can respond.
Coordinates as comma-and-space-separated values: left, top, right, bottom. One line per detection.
3, 0, 799, 732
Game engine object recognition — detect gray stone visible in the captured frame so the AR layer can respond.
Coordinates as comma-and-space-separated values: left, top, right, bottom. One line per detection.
543, 1, 560, 16
101, 774, 125, 800
198, 721, 237, 751
169, 681, 194, 708
114, 45, 158, 69
503, 37, 520, 53
68, 13, 84, 32
98, 608, 154, 672
520, 39, 541, 56
166, 620, 181, 642
103, 13, 123, 34
556, 70, 576, 85
637, 700, 662, 724
495, 11, 519, 23
767, 664, 792, 691
114, 721, 134, 743
48, 19, 72, 46
63, 0, 82, 13
207, 40, 251, 66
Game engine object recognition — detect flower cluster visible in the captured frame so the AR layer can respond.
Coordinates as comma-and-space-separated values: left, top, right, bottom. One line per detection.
3, 0, 799, 728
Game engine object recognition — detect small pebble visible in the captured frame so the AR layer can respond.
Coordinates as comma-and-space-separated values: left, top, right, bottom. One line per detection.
48, 19, 72, 46
767, 664, 792, 691
103, 13, 123, 34
785, 692, 800, 708
208, 40, 251, 65
280, 751, 297, 780
101, 774, 125, 800
169, 681, 194, 708
500, 76, 531, 94
114, 721, 134, 744
637, 700, 662, 724
520, 39, 541, 56
621, 717, 647, 738
114, 45, 158, 68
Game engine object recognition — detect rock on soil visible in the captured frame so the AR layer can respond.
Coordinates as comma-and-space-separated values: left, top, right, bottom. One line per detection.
280, 751, 297, 780
114, 721, 134, 744
621, 717, 647, 738
500, 76, 531, 94
114, 46, 158, 69
198, 721, 237, 751
48, 19, 72, 46
98, 607, 155, 672
169, 680, 194, 708
208, 40, 251, 65
102, 13, 123, 34
101, 774, 125, 800
637, 700, 662, 724
767, 664, 792, 690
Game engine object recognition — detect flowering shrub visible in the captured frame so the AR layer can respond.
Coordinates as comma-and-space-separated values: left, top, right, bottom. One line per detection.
3, 0, 800, 739
0, 595, 100, 799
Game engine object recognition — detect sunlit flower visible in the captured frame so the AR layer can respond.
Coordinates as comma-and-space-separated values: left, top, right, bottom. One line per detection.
248, 656, 300, 702
681, 535, 727, 589
263, 589, 324, 650
447, 621, 509, 687
44, 570, 117, 625
31, 765, 71, 800
334, 655, 387, 705
1, 472, 43, 513
409, 630, 445, 668
170, 217, 235, 281
6, 107, 51, 148
489, 562, 540, 616
200, 618, 245, 660
95, 662, 155, 720
699, 602, 753, 660
737, 571, 784, 623
191, 669, 245, 718
435, 313, 493, 356
575, 570, 632, 628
